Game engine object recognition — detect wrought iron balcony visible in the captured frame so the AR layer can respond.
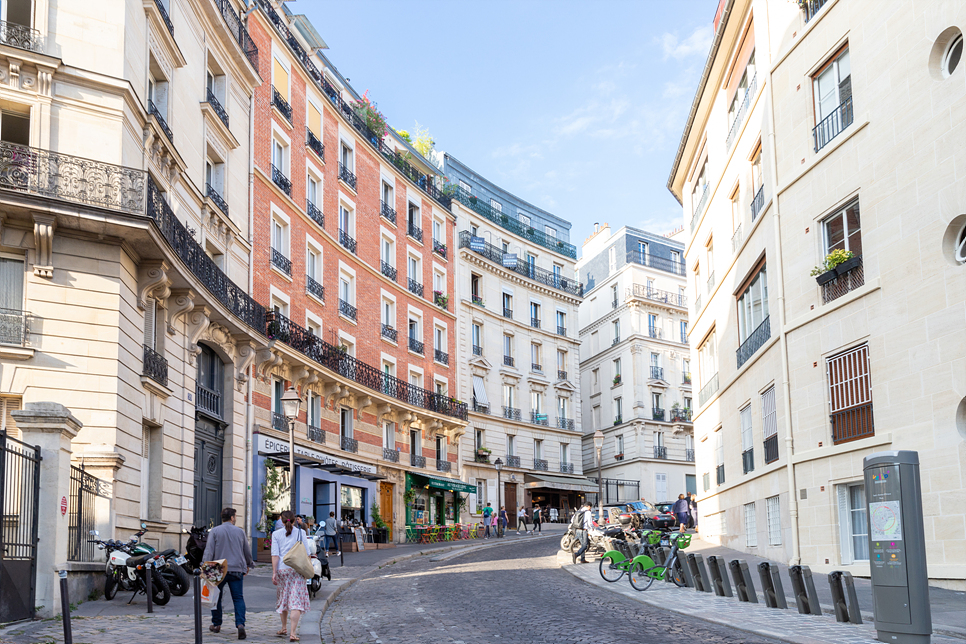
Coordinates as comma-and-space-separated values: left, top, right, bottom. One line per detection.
503, 355, 514, 368
435, 348, 449, 365
339, 229, 357, 254
409, 337, 424, 355
726, 73, 757, 150
272, 412, 287, 432
212, 0, 258, 70
503, 307, 513, 319
614, 416, 623, 425
648, 326, 664, 340
196, 384, 221, 418
707, 271, 716, 292
531, 317, 541, 329
339, 298, 357, 321
683, 372, 692, 385
691, 185, 710, 230
814, 96, 854, 152
505, 455, 521, 468
557, 417, 574, 431
732, 224, 743, 254
472, 344, 482, 356
802, 0, 828, 23
472, 401, 489, 415
531, 363, 542, 373
685, 449, 695, 462
559, 462, 574, 474
503, 406, 521, 421
338, 163, 357, 190
306, 275, 324, 301
383, 447, 399, 462
147, 100, 174, 143
652, 408, 665, 422
698, 373, 719, 407
612, 298, 619, 309
380, 261, 397, 281
625, 250, 687, 277
408, 278, 423, 297
271, 164, 291, 196
736, 315, 771, 369
671, 408, 692, 423
381, 200, 396, 224
0, 20, 44, 52
381, 323, 397, 342
474, 452, 490, 463
627, 284, 687, 307
742, 447, 755, 473
612, 336, 620, 346
821, 256, 864, 304
271, 247, 291, 275
272, 86, 292, 122
407, 221, 423, 243
653, 445, 667, 459
457, 232, 583, 296
307, 201, 324, 229
433, 239, 447, 258
205, 88, 230, 129
650, 366, 664, 380
410, 453, 426, 468
751, 185, 764, 222
716, 463, 725, 485
206, 183, 228, 216
557, 370, 568, 380
306, 127, 324, 162
830, 402, 875, 445
531, 412, 549, 426
472, 295, 484, 307
142, 345, 168, 387
533, 458, 548, 471
557, 325, 567, 336
341, 435, 358, 453
308, 425, 325, 444
0, 308, 26, 346
695, 294, 702, 312
154, 0, 174, 35
436, 459, 452, 473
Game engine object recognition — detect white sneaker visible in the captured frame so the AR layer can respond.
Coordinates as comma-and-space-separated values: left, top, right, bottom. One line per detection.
336, 551, 341, 556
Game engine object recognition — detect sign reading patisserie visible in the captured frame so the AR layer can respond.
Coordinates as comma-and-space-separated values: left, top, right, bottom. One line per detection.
256, 434, 377, 475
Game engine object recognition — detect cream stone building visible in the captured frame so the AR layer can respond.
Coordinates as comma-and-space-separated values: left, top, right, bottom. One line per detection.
668, 0, 966, 589
576, 224, 695, 505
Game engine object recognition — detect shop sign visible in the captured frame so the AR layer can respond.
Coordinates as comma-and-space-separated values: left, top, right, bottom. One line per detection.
256, 434, 377, 475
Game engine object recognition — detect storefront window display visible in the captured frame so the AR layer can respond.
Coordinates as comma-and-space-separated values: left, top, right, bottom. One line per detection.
341, 484, 365, 524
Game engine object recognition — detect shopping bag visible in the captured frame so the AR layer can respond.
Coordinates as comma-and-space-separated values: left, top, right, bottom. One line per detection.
199, 579, 221, 605
282, 538, 315, 579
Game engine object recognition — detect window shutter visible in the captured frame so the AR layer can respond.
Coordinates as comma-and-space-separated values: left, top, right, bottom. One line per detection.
307, 103, 322, 137
2, 397, 22, 439
837, 485, 852, 564
144, 299, 156, 350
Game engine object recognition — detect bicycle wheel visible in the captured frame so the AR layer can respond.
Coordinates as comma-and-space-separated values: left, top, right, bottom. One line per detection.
628, 562, 655, 591
671, 560, 687, 587
598, 554, 625, 582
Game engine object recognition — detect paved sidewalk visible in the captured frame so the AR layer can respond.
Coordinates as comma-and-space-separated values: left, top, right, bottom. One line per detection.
558, 548, 963, 644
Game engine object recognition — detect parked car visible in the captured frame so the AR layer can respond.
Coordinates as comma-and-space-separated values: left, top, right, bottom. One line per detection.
653, 500, 694, 528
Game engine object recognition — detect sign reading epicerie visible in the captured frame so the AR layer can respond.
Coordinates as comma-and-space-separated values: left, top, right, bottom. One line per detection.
256, 434, 377, 475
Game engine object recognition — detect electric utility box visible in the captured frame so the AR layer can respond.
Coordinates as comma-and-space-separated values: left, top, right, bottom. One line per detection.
862, 450, 932, 644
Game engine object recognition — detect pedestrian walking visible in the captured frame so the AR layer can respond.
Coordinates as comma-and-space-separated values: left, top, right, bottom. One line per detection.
482, 503, 493, 538
272, 510, 313, 642
499, 506, 508, 536
672, 494, 690, 533
490, 509, 499, 537
516, 506, 530, 534
571, 502, 593, 564
202, 507, 253, 640
532, 505, 542, 533
323, 511, 340, 556
688, 492, 699, 532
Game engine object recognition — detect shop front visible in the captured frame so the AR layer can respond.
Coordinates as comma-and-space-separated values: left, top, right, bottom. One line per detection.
524, 473, 599, 524
405, 472, 476, 527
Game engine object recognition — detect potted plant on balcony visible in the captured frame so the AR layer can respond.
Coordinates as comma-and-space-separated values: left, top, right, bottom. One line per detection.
613, 374, 622, 385
614, 453, 624, 460
614, 416, 622, 426
810, 249, 855, 285
469, 195, 478, 205
433, 291, 449, 308
349, 91, 388, 141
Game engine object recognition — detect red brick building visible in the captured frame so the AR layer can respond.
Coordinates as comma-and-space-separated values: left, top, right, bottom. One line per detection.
247, 0, 468, 544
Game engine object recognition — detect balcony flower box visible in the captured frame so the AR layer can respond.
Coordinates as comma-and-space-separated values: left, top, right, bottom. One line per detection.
614, 453, 624, 460
613, 375, 622, 386
811, 249, 855, 285
834, 255, 860, 276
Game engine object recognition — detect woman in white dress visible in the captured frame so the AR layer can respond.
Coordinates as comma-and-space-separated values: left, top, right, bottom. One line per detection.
271, 510, 312, 642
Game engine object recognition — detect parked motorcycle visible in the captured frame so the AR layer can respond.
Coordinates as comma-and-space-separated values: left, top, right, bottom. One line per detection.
128, 523, 191, 596
180, 524, 209, 576
307, 532, 331, 598
88, 530, 171, 605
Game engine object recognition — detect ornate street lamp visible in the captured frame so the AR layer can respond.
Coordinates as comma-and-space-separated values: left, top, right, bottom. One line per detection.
494, 457, 503, 538
281, 386, 302, 512
593, 429, 604, 526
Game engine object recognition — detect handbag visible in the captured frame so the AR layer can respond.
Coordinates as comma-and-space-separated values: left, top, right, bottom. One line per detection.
282, 530, 315, 579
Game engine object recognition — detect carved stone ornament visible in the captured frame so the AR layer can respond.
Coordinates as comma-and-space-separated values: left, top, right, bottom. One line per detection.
165, 288, 195, 334
255, 345, 283, 380
233, 339, 257, 391
203, 322, 237, 360
31, 213, 56, 278
186, 307, 211, 365
137, 260, 171, 310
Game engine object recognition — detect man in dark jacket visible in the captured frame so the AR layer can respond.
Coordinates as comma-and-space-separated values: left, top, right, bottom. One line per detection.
672, 494, 690, 534
202, 507, 254, 639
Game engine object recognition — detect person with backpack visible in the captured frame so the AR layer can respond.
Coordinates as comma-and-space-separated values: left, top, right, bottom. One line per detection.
571, 502, 593, 564
532, 505, 542, 533
516, 506, 530, 534
482, 503, 493, 538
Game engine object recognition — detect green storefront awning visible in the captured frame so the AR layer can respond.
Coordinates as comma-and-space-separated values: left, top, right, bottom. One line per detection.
410, 472, 476, 494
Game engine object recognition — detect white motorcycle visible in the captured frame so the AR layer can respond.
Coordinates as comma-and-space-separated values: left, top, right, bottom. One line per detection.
88, 530, 170, 605
306, 533, 330, 597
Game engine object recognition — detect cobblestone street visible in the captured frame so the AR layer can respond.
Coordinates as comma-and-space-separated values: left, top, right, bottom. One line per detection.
320, 537, 778, 644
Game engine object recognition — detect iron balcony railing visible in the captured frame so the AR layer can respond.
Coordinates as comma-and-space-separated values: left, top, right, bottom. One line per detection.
206, 183, 228, 216
802, 0, 828, 22
736, 315, 771, 369
652, 408, 665, 422
531, 363, 542, 373
683, 372, 692, 385
306, 127, 324, 162
379, 261, 396, 282
0, 20, 44, 52
436, 459, 451, 473
307, 201, 324, 229
0, 308, 27, 346
614, 416, 623, 425
557, 325, 567, 336
506, 455, 521, 468
383, 447, 399, 462
557, 370, 568, 380
68, 465, 99, 562
557, 417, 574, 431
472, 295, 485, 306
698, 373, 719, 407
338, 299, 357, 321
472, 400, 489, 414
154, 0, 174, 35
409, 337, 424, 355
410, 453, 426, 468
472, 344, 482, 356
742, 447, 755, 473
625, 249, 686, 277
654, 446, 667, 459
339, 229, 357, 254
450, 185, 576, 258
341, 436, 358, 453
691, 184, 710, 231
671, 408, 692, 423
458, 232, 583, 296
530, 317, 541, 329
612, 298, 619, 309
142, 345, 168, 387
814, 96, 854, 152
503, 355, 515, 367
627, 284, 687, 307
822, 256, 864, 304
650, 366, 664, 380
381, 200, 396, 224
751, 185, 765, 222
212, 0, 258, 70
725, 73, 757, 150
306, 275, 324, 301
764, 434, 780, 463
560, 462, 574, 474
433, 239, 447, 258
272, 86, 292, 122
685, 449, 695, 462
732, 224, 743, 254
272, 412, 287, 431
205, 88, 230, 129
339, 162, 357, 190
831, 403, 874, 445
308, 425, 325, 444
271, 247, 291, 276
531, 412, 549, 426
474, 451, 490, 463
533, 458, 548, 471
503, 307, 513, 319
695, 294, 702, 312
707, 271, 716, 292
434, 348, 449, 365
407, 221, 423, 243
503, 406, 521, 421
648, 326, 663, 340
408, 278, 424, 297
196, 384, 221, 418
612, 337, 620, 346
381, 323, 397, 342
147, 100, 174, 143
271, 164, 291, 196
716, 464, 725, 485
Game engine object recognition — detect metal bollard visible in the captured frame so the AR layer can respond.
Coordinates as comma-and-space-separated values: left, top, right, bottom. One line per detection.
729, 559, 758, 603
757, 562, 788, 609
828, 571, 863, 624
686, 553, 711, 592
677, 554, 695, 588
707, 555, 733, 597
193, 569, 203, 644
59, 571, 73, 644
145, 562, 153, 613
789, 565, 822, 615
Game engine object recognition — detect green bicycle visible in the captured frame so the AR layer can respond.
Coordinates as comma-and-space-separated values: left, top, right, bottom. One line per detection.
598, 529, 664, 582
627, 532, 691, 590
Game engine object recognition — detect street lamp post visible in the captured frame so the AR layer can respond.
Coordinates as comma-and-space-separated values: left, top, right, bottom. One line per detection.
494, 458, 503, 538
593, 429, 604, 526
281, 386, 303, 513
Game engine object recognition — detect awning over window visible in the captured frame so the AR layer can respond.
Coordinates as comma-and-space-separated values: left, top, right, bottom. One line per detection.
410, 473, 476, 494
472, 376, 489, 406
523, 474, 598, 493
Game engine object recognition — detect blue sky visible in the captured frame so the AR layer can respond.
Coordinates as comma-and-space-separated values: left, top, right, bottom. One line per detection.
299, 0, 718, 252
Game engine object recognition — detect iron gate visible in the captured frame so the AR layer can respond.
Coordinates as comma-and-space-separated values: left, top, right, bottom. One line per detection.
0, 431, 41, 623
67, 466, 98, 562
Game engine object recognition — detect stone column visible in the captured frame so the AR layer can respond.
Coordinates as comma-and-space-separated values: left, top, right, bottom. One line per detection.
11, 402, 82, 617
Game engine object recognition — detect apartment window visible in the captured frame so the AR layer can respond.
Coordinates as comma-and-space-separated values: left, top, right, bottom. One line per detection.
205, 159, 225, 197
648, 314, 658, 336
408, 256, 420, 288
614, 397, 622, 422
459, 179, 471, 194
143, 297, 159, 354
382, 181, 394, 210
651, 392, 662, 411
728, 50, 755, 129
731, 189, 741, 233
307, 99, 322, 140
382, 237, 394, 268
408, 201, 420, 229
560, 443, 569, 464
557, 396, 567, 419
530, 301, 540, 326
706, 241, 714, 286
434, 326, 445, 352
680, 320, 688, 343
544, 225, 556, 239
530, 343, 541, 371
744, 503, 757, 547
740, 405, 754, 473
556, 310, 566, 332
340, 410, 354, 440
612, 320, 620, 342
306, 247, 322, 295
531, 391, 542, 415
838, 483, 869, 563
519, 214, 531, 227
670, 250, 681, 267
613, 358, 621, 380
761, 386, 778, 464
503, 384, 515, 409
339, 277, 352, 308
699, 331, 717, 387
340, 142, 354, 171
410, 429, 420, 455
408, 317, 420, 343
502, 241, 510, 253
827, 344, 873, 444
737, 264, 769, 344
307, 175, 320, 211
339, 205, 352, 236
715, 430, 724, 485
503, 334, 512, 360
435, 436, 444, 462
638, 241, 648, 262
490, 198, 501, 212
382, 298, 394, 326
502, 292, 512, 316
557, 349, 566, 372
608, 246, 616, 272
615, 434, 624, 456
506, 434, 515, 456
272, 138, 288, 174
752, 145, 763, 194
433, 270, 444, 294
766, 495, 782, 545
593, 405, 601, 429
0, 257, 25, 320
655, 473, 667, 502
691, 159, 708, 215
383, 421, 395, 450
813, 46, 853, 150
823, 199, 862, 257
471, 323, 482, 352
471, 274, 481, 300
271, 217, 287, 255
433, 219, 442, 244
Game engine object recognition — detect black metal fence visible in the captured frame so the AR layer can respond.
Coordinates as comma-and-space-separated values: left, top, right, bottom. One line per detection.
0, 431, 41, 623
67, 466, 100, 562
586, 478, 640, 504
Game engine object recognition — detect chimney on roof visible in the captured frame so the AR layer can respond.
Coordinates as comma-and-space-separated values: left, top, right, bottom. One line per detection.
594, 222, 599, 233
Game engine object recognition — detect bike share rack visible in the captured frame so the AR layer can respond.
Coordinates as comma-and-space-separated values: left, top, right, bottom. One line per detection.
677, 553, 696, 588
686, 553, 713, 592
788, 565, 822, 615
757, 562, 788, 609
706, 555, 733, 597
828, 571, 863, 624
729, 559, 758, 603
